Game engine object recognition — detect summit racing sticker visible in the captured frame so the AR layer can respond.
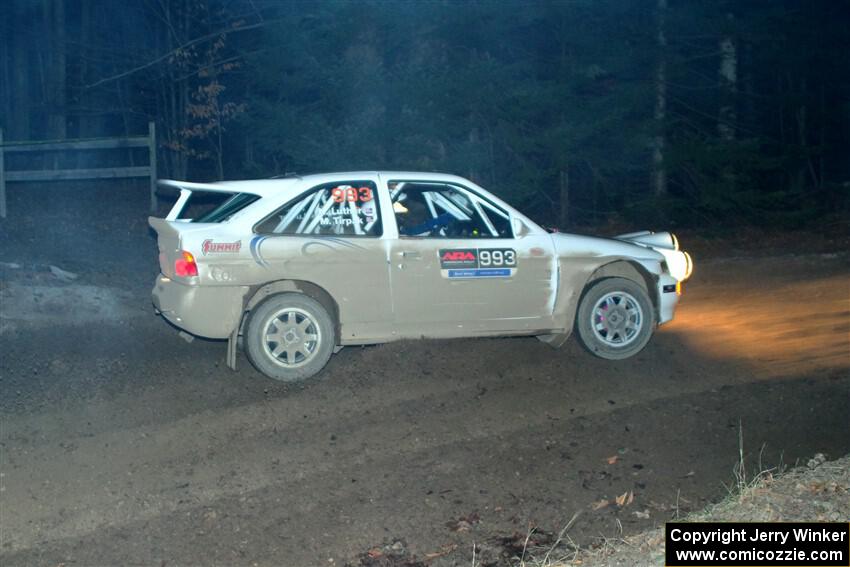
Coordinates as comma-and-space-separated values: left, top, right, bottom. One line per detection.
439, 248, 517, 278
202, 239, 242, 255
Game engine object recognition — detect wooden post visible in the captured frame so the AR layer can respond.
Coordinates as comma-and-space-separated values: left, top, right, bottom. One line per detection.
0, 128, 6, 219
148, 121, 157, 212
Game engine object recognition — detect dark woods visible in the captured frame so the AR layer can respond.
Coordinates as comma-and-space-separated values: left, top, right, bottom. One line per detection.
2, 0, 848, 229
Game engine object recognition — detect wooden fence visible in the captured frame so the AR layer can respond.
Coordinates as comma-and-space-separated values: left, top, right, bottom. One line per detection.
0, 122, 157, 218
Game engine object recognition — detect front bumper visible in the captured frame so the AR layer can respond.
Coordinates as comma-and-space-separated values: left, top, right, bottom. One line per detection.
657, 273, 680, 325
152, 275, 249, 339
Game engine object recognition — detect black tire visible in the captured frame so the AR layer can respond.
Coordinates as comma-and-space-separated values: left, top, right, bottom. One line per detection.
244, 293, 335, 382
575, 277, 655, 360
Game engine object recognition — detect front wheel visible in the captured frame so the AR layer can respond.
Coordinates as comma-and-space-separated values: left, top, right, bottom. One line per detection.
244, 293, 335, 382
575, 277, 655, 360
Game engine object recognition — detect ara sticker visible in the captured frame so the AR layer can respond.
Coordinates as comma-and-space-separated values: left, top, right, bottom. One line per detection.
440, 248, 517, 278
202, 239, 242, 255
439, 249, 478, 269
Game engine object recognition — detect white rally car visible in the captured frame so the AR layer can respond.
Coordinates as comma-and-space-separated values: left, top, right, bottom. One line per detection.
150, 172, 692, 381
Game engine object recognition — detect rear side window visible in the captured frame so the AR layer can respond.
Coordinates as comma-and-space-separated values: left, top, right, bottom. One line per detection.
192, 193, 260, 223
255, 181, 382, 237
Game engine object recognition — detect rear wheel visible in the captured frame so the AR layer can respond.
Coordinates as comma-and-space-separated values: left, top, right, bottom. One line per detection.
575, 277, 654, 360
244, 293, 335, 382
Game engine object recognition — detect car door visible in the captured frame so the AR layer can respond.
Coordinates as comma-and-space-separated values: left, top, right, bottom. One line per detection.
251, 177, 394, 342
385, 179, 557, 337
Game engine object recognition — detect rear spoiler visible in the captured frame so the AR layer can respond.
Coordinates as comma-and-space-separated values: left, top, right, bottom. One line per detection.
157, 179, 239, 221
147, 213, 209, 242
148, 216, 181, 239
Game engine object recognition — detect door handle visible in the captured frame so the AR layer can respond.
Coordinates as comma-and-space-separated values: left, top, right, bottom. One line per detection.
397, 250, 422, 259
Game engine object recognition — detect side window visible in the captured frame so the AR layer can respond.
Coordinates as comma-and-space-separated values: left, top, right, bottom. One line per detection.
255, 181, 382, 237
390, 181, 512, 239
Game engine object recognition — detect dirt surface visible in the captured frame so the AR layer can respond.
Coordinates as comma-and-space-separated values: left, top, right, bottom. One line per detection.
1, 186, 848, 566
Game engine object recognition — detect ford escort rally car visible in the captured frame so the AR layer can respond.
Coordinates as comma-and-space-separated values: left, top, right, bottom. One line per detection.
150, 172, 693, 381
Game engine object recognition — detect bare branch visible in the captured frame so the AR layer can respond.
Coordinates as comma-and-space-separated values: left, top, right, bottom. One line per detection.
83, 20, 269, 89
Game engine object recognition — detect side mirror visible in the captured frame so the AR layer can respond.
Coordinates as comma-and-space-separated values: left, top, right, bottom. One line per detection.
512, 217, 530, 238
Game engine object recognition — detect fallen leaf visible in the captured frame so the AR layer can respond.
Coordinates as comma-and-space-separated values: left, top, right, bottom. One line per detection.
606, 455, 619, 465
424, 544, 458, 560
615, 491, 634, 507
446, 512, 480, 532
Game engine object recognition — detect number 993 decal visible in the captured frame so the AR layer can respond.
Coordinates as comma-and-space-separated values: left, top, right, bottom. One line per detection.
479, 249, 516, 267
439, 248, 517, 278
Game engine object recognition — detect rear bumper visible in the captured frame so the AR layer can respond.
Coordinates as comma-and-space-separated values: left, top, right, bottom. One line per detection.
152, 275, 248, 339
657, 274, 680, 325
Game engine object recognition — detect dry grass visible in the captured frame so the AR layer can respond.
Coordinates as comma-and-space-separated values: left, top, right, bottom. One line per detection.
510, 452, 850, 567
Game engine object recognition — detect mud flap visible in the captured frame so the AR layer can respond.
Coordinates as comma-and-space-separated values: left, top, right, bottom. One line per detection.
226, 328, 238, 371
536, 332, 569, 349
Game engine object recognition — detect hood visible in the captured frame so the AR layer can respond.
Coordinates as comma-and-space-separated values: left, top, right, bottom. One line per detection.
615, 230, 678, 250
615, 230, 693, 281
551, 232, 665, 262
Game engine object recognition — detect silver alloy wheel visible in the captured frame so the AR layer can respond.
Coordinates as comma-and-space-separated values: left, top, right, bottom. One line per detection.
591, 291, 644, 347
262, 307, 321, 368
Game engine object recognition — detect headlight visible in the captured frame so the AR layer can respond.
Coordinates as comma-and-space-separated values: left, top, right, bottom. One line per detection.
659, 249, 693, 282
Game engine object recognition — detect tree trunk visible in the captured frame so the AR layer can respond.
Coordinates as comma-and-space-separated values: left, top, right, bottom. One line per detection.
43, 0, 67, 141
1, 7, 11, 136
10, 0, 32, 139
77, 0, 105, 138
652, 0, 667, 198
818, 82, 825, 190
216, 111, 224, 180
742, 41, 755, 131
796, 78, 810, 192
718, 19, 737, 142
467, 127, 480, 182
718, 15, 737, 192
559, 168, 569, 228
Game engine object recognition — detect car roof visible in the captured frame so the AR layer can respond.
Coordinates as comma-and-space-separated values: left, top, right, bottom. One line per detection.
205, 171, 477, 198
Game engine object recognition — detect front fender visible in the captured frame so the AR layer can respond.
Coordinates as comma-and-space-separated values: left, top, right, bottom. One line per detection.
549, 256, 663, 339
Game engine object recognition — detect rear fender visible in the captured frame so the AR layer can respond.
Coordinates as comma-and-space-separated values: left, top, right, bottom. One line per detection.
241, 279, 340, 343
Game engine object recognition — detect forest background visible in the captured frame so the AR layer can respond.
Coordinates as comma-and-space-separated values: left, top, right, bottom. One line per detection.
2, 0, 848, 229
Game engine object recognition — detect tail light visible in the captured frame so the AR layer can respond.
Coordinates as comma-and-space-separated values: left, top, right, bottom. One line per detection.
174, 251, 198, 277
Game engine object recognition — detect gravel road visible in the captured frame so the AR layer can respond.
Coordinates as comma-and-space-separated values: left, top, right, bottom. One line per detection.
1, 225, 847, 566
